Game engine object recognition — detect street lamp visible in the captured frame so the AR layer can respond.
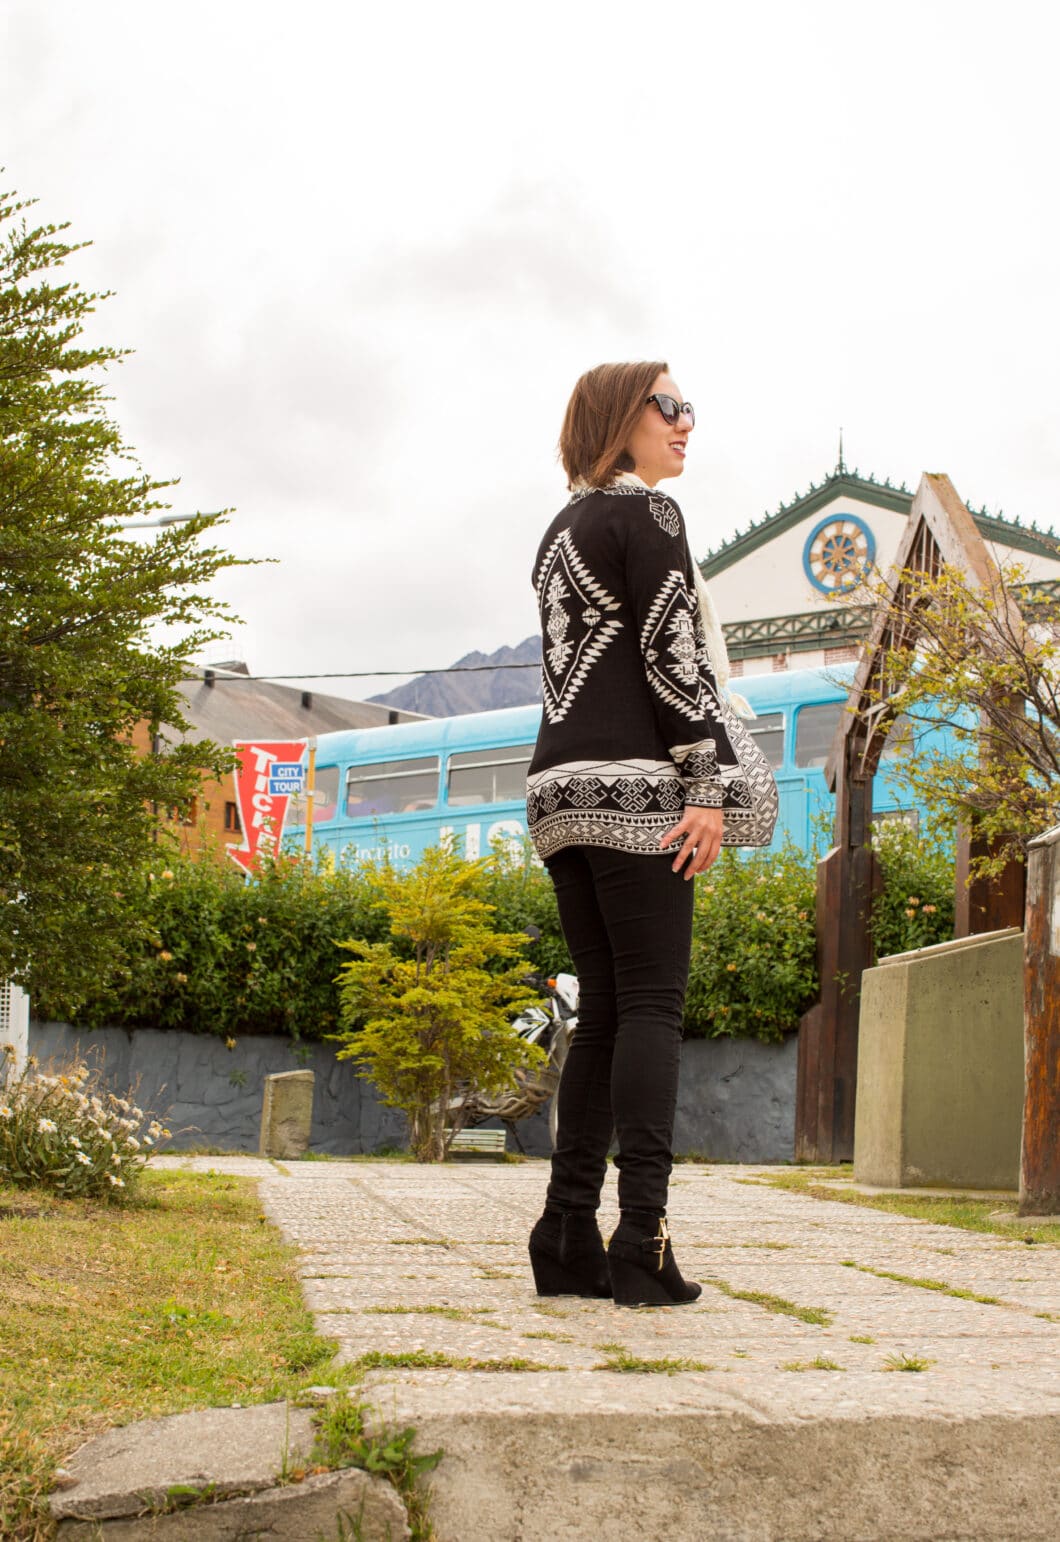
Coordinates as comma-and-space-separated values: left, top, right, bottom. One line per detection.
114, 513, 223, 529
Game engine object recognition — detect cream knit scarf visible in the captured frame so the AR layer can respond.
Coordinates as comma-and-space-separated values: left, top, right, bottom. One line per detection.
571, 472, 755, 720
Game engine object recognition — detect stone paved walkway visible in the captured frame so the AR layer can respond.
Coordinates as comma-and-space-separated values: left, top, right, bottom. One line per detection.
154, 1156, 1060, 1539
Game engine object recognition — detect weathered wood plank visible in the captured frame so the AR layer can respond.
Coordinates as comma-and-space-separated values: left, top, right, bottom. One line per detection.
1019, 823, 1060, 1215
795, 754, 880, 1163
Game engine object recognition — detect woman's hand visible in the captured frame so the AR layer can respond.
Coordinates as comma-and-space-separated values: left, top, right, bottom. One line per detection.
660, 806, 724, 879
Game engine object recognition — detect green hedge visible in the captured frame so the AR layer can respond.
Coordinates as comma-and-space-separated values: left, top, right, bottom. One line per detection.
44, 831, 955, 1046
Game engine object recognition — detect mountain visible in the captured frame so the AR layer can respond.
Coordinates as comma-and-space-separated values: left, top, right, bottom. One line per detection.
369, 635, 543, 718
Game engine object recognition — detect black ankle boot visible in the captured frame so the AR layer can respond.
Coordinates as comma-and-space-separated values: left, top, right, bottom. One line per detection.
529, 1208, 611, 1298
607, 1211, 702, 1307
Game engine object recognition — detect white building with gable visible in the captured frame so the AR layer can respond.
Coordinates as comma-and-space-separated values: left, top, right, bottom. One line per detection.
703, 457, 1060, 674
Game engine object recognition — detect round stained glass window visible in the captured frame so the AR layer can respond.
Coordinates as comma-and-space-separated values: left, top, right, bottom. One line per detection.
802, 512, 876, 593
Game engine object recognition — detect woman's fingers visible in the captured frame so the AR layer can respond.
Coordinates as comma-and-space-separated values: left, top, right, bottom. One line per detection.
660, 808, 725, 878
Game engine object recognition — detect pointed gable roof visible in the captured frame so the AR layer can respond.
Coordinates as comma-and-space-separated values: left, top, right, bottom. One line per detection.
700, 467, 1060, 578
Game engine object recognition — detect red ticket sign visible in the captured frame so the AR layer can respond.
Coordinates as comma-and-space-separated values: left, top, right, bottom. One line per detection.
227, 740, 307, 874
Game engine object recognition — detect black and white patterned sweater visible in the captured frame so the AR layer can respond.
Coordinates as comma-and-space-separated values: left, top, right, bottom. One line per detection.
526, 481, 772, 861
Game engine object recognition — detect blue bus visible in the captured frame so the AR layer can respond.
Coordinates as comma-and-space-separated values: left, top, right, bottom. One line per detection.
283, 665, 926, 867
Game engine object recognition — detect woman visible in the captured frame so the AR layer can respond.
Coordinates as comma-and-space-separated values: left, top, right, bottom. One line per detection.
526, 361, 778, 1307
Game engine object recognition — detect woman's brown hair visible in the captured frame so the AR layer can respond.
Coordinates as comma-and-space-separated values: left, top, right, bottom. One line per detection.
558, 360, 668, 490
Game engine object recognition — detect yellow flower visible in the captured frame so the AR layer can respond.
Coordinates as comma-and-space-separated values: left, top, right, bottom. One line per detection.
922, 903, 937, 914
225, 1037, 237, 1051
161, 869, 174, 880
159, 951, 173, 962
904, 908, 916, 918
726, 962, 738, 972
907, 896, 920, 905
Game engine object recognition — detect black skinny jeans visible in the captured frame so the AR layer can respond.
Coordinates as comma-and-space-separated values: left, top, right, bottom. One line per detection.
544, 844, 695, 1216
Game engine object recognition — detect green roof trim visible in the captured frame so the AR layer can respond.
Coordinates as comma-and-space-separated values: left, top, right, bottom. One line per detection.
699, 468, 1060, 579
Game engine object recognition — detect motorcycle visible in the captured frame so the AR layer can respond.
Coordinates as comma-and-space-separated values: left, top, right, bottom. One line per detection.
457, 970, 579, 1152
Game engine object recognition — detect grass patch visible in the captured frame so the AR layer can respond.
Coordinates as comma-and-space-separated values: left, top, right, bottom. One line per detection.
691, 1240, 792, 1251
522, 1331, 574, 1343
882, 1353, 934, 1372
530, 1302, 569, 1319
780, 1357, 844, 1372
364, 1305, 503, 1326
347, 1351, 553, 1373
849, 1334, 876, 1344
701, 1277, 833, 1325
307, 1393, 440, 1542
387, 1237, 453, 1249
0, 1168, 352, 1542
751, 1168, 1060, 1247
840, 1259, 1011, 1309
593, 1343, 713, 1375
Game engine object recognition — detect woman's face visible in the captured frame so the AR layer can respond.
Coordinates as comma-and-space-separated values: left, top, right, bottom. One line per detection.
625, 371, 693, 486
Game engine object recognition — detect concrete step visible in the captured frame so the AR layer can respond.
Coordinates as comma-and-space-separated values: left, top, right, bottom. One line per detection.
369, 1369, 1060, 1541
50, 1401, 409, 1540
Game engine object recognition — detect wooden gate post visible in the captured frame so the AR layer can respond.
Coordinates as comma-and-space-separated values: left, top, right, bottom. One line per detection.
795, 743, 881, 1163
1019, 822, 1060, 1216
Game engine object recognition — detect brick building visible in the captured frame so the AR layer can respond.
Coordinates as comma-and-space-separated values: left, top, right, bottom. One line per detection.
144, 664, 424, 862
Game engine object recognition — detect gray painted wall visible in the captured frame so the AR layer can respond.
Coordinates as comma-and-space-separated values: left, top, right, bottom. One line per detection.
28, 1022, 796, 1164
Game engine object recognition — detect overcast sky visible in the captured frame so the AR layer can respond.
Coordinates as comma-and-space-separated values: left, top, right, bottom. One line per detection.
3, 1, 1059, 699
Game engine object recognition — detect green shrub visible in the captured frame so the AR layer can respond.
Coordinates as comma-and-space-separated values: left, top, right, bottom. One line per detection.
870, 818, 955, 958
48, 825, 956, 1049
684, 842, 819, 1042
0, 1046, 167, 1200
332, 844, 543, 1160
48, 852, 389, 1041
477, 838, 572, 978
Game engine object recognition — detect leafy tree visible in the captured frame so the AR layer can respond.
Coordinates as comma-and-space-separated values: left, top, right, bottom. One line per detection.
0, 187, 242, 1010
841, 558, 1060, 877
331, 845, 543, 1161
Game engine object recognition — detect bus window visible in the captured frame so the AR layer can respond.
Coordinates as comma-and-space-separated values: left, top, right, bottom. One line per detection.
447, 743, 536, 807
794, 702, 845, 768
346, 756, 440, 817
288, 764, 340, 826
746, 712, 784, 769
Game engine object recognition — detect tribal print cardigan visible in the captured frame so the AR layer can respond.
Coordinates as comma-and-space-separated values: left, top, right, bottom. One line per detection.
526, 481, 779, 861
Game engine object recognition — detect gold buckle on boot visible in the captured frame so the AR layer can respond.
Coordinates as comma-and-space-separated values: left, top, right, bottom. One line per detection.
654, 1217, 670, 1272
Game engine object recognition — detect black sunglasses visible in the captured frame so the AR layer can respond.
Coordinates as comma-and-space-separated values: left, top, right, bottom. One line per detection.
646, 393, 694, 428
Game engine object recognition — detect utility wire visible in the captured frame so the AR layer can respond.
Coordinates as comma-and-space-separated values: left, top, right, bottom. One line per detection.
183, 662, 542, 683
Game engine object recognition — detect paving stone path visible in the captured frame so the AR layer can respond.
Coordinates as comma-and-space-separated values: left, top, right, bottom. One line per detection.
154, 1155, 1060, 1539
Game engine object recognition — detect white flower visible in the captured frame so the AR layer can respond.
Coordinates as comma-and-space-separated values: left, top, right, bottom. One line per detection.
124, 1137, 140, 1152
110, 1153, 121, 1165
143, 1135, 154, 1146
132, 1107, 144, 1120
68, 1135, 82, 1149
0, 1104, 12, 1120
75, 1152, 91, 1166
107, 1174, 125, 1188
37, 1117, 57, 1134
